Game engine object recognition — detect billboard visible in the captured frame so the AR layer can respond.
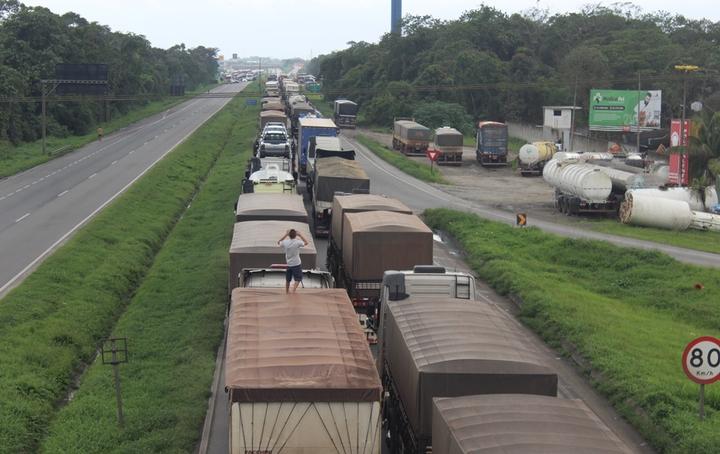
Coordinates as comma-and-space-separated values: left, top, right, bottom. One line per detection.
589, 89, 661, 131
55, 64, 108, 95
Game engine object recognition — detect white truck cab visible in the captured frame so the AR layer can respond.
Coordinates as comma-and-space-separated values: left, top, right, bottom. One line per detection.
380, 265, 476, 303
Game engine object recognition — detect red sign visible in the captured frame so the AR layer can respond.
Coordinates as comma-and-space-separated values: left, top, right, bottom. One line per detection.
426, 148, 441, 162
671, 119, 691, 147
682, 337, 720, 385
669, 153, 689, 186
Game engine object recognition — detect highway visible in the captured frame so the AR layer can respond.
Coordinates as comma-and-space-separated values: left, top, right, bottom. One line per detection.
0, 83, 246, 297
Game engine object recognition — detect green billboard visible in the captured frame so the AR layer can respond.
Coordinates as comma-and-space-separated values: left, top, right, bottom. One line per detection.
589, 89, 662, 131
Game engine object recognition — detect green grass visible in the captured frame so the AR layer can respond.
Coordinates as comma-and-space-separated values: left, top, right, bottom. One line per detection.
0, 83, 217, 179
356, 134, 447, 184
578, 218, 720, 255
423, 208, 720, 454
305, 93, 333, 118
508, 136, 527, 153
0, 85, 240, 453
40, 94, 258, 453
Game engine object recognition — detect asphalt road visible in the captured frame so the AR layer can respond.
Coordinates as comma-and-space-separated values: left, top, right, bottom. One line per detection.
0, 83, 246, 297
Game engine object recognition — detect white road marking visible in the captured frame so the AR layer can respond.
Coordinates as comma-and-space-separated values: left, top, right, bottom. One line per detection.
15, 213, 30, 223
0, 196, 5, 201
88, 173, 97, 179
111, 160, 117, 165
57, 190, 69, 197
31, 181, 38, 185
129, 150, 135, 154
15, 189, 22, 193
23, 184, 30, 189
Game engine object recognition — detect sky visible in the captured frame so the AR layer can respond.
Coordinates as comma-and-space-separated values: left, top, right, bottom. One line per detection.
23, 0, 720, 59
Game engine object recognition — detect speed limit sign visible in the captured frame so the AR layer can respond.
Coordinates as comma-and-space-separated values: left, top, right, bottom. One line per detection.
682, 336, 720, 384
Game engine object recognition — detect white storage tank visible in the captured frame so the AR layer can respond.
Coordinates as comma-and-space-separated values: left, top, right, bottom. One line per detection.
626, 187, 717, 212
518, 142, 557, 166
619, 193, 693, 230
543, 160, 612, 203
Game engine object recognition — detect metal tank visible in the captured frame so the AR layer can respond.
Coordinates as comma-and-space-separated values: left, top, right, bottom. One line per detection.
543, 160, 612, 203
518, 142, 557, 166
626, 187, 717, 212
592, 166, 665, 192
619, 193, 694, 230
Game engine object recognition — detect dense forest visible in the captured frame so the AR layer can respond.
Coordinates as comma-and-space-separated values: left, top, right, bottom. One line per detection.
0, 0, 218, 145
308, 4, 720, 135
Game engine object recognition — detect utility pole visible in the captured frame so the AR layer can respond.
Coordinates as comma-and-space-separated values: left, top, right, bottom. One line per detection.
569, 76, 578, 152
674, 65, 700, 186
636, 72, 641, 155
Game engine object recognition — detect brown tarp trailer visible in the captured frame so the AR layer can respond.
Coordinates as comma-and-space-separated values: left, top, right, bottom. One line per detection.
262, 100, 285, 112
228, 221, 316, 292
330, 195, 412, 247
226, 288, 382, 402
314, 157, 370, 203
381, 297, 558, 442
394, 120, 432, 141
235, 193, 308, 223
434, 127, 463, 146
432, 394, 631, 454
259, 110, 287, 129
342, 211, 432, 281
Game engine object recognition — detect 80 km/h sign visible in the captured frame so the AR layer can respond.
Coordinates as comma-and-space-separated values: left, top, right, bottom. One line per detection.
682, 336, 720, 385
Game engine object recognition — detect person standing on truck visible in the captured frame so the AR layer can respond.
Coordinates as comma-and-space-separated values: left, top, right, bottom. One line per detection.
277, 229, 309, 293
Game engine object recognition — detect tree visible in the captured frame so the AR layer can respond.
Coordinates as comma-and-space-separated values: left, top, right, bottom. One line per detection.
689, 111, 720, 196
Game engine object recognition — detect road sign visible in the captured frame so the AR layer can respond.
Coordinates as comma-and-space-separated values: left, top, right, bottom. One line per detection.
516, 213, 527, 227
426, 148, 441, 162
682, 336, 720, 385
246, 99, 257, 106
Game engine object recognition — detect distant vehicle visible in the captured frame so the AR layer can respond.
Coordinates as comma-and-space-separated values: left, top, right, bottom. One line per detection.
333, 99, 358, 129
476, 121, 508, 166
257, 130, 291, 158
312, 157, 369, 237
393, 118, 431, 156
306, 136, 355, 191
433, 127, 464, 165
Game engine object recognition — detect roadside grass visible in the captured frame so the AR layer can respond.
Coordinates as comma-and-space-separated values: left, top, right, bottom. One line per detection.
423, 208, 720, 453
40, 96, 258, 453
0, 83, 217, 179
578, 218, 720, 255
508, 136, 527, 152
305, 93, 333, 118
356, 134, 447, 184
0, 87, 238, 453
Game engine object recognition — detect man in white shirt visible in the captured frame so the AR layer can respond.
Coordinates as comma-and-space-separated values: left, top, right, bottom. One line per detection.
277, 228, 309, 293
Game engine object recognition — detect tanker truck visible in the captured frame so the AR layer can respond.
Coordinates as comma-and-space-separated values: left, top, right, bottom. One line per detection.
518, 141, 557, 176
543, 159, 621, 215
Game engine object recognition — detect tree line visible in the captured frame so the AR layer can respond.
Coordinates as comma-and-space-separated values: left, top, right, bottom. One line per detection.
308, 4, 720, 136
0, 1, 219, 145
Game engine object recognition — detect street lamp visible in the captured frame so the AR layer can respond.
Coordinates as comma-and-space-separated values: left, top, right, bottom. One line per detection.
674, 65, 700, 186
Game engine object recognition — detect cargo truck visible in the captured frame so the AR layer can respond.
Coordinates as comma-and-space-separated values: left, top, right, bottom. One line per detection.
234, 193, 307, 223
433, 127, 464, 165
228, 220, 316, 293
306, 136, 355, 193
393, 118, 431, 156
476, 121, 508, 166
380, 265, 476, 303
297, 117, 338, 177
312, 157, 369, 236
289, 101, 315, 137
378, 297, 558, 454
333, 99, 358, 129
241, 163, 296, 194
226, 288, 382, 454
259, 109, 287, 129
432, 395, 632, 454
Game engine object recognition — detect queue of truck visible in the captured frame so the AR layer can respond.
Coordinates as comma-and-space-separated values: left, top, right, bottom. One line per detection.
221, 79, 633, 453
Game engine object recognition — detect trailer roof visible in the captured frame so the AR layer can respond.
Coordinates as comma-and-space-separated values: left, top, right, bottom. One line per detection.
226, 288, 382, 402
344, 210, 429, 233
229, 220, 315, 255
435, 127, 462, 136
259, 110, 287, 118
433, 394, 631, 453
235, 193, 307, 223
299, 117, 337, 128
333, 194, 412, 213
395, 120, 429, 130
316, 157, 368, 179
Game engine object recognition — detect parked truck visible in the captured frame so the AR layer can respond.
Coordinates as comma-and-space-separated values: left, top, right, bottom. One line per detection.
378, 297, 558, 454
393, 118, 431, 156
333, 99, 358, 129
312, 157, 369, 236
226, 288, 382, 454
476, 121, 508, 166
518, 141, 557, 176
543, 159, 620, 215
433, 127, 464, 165
297, 117, 338, 177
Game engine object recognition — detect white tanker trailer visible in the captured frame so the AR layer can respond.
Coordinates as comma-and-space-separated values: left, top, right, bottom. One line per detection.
543, 159, 620, 215
518, 142, 557, 176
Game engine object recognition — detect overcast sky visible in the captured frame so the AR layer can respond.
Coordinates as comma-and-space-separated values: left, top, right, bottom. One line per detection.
23, 1, 719, 59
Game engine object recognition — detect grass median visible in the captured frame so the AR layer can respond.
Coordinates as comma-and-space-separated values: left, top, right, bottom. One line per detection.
39, 96, 257, 452
0, 87, 239, 453
0, 84, 217, 179
356, 133, 447, 184
423, 208, 720, 454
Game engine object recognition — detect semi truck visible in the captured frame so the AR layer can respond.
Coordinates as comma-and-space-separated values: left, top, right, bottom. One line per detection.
312, 157, 369, 236
333, 99, 358, 129
380, 265, 476, 303
476, 121, 508, 166
226, 288, 382, 454
378, 297, 558, 454
297, 117, 338, 177
241, 163, 296, 194
306, 136, 355, 193
289, 101, 315, 137
433, 127, 464, 165
259, 109, 287, 129
543, 159, 620, 215
518, 141, 557, 176
392, 118, 431, 156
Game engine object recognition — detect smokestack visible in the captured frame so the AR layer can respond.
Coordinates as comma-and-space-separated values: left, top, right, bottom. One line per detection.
391, 0, 401, 35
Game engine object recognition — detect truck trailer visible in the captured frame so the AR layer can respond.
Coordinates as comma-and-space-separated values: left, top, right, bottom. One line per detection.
393, 118, 431, 156
226, 288, 382, 454
297, 117, 338, 177
543, 159, 620, 215
312, 157, 369, 236
378, 297, 558, 454
433, 127, 464, 165
476, 121, 508, 166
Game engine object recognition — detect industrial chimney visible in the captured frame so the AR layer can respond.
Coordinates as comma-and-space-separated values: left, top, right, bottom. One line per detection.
391, 0, 402, 35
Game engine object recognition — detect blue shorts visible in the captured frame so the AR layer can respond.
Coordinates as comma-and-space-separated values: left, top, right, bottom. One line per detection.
286, 265, 303, 282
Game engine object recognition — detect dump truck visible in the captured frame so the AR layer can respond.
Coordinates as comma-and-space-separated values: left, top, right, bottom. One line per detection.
518, 141, 557, 176
476, 121, 508, 166
333, 99, 358, 129
297, 117, 338, 177
378, 297, 558, 454
312, 157, 369, 236
393, 118, 431, 156
226, 288, 382, 454
227, 220, 316, 293
433, 127, 464, 165
432, 395, 631, 454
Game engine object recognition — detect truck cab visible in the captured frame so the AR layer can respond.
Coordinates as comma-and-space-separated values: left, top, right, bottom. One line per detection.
380, 265, 476, 303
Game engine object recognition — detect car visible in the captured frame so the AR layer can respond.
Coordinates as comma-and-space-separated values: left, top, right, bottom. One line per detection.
257, 130, 291, 158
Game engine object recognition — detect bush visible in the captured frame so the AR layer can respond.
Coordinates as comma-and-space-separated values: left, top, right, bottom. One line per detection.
412, 100, 474, 135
